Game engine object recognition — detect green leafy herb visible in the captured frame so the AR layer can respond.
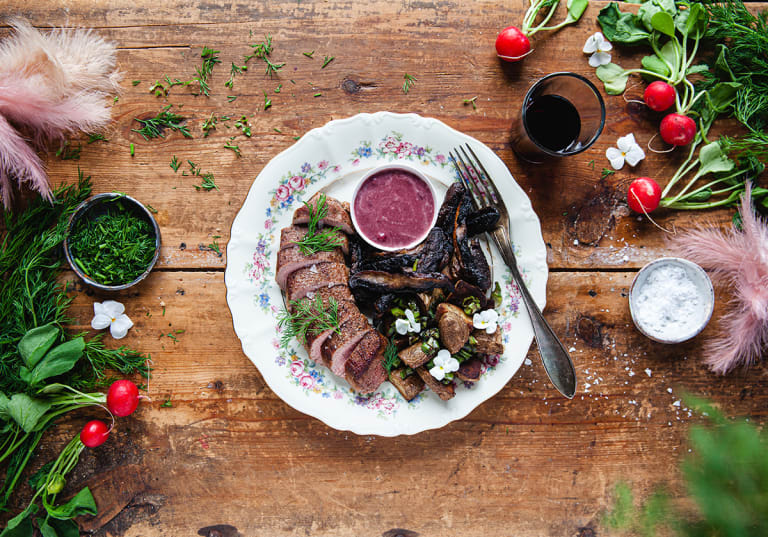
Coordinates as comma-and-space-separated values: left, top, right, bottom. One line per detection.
225, 62, 247, 89
208, 238, 221, 255
275, 83, 282, 93
463, 96, 478, 109
132, 80, 141, 86
132, 105, 191, 140
290, 193, 344, 255
86, 133, 108, 144
201, 113, 218, 137
402, 73, 417, 94
161, 396, 173, 408
194, 46, 221, 96
263, 91, 272, 110
145, 204, 158, 214
170, 155, 180, 172
195, 173, 219, 192
601, 168, 616, 179
383, 340, 400, 373
234, 116, 252, 137
224, 142, 241, 156
130, 143, 135, 156
227, 95, 237, 102
246, 34, 285, 76
321, 55, 334, 68
55, 141, 81, 160
303, 50, 314, 58
68, 197, 157, 286
276, 295, 340, 348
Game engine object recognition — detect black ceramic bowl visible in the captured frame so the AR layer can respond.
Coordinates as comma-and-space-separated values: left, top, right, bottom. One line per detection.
64, 193, 161, 291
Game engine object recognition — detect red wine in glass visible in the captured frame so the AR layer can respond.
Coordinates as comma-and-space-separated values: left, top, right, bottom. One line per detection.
524, 94, 581, 153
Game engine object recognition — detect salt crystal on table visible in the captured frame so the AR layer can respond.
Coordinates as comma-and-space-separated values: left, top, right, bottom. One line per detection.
645, 368, 652, 377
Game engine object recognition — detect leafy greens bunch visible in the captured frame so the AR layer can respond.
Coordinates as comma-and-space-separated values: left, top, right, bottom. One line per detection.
0, 172, 149, 534
596, 0, 768, 213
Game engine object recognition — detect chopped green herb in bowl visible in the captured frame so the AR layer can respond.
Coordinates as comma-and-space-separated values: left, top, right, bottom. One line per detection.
64, 193, 161, 290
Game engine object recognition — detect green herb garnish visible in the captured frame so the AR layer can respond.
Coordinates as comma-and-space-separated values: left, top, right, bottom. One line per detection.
56, 141, 81, 160
227, 95, 237, 102
170, 155, 180, 172
403, 73, 417, 94
463, 96, 478, 109
132, 79, 141, 86
321, 55, 334, 68
291, 193, 344, 255
277, 295, 340, 348
246, 34, 285, 77
161, 397, 173, 408
224, 142, 241, 156
263, 91, 272, 110
225, 62, 247, 89
303, 51, 314, 58
601, 168, 616, 179
195, 173, 218, 191
87, 133, 108, 144
194, 46, 221, 96
130, 143, 135, 156
383, 340, 400, 373
68, 199, 157, 286
234, 116, 252, 137
132, 105, 191, 140
201, 113, 218, 137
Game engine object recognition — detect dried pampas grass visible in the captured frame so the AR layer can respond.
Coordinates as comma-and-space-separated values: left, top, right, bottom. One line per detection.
670, 184, 768, 374
0, 18, 120, 208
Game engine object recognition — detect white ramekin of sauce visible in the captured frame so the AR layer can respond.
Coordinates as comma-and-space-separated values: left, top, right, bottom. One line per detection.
351, 163, 438, 251
629, 257, 715, 344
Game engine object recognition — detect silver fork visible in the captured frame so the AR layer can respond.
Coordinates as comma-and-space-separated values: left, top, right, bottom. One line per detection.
450, 143, 576, 399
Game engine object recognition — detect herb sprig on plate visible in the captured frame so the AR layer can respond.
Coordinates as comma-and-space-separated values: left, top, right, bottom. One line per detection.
277, 295, 341, 348
291, 193, 344, 255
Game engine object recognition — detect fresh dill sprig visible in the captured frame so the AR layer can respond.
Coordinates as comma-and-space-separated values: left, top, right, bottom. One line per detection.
321, 55, 334, 68
264, 57, 286, 77
207, 237, 221, 255
201, 113, 218, 137
234, 116, 252, 137
277, 295, 340, 348
132, 80, 141, 86
383, 340, 400, 373
225, 62, 247, 89
87, 133, 108, 144
403, 73, 417, 94
132, 105, 192, 140
170, 155, 180, 172
56, 141, 81, 160
601, 168, 616, 179
291, 193, 344, 255
194, 46, 221, 96
263, 91, 272, 110
303, 50, 314, 58
246, 35, 285, 77
224, 142, 241, 157
195, 173, 219, 192
227, 95, 237, 102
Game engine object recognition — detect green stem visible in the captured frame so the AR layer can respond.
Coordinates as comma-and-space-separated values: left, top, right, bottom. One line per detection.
527, 0, 561, 36
4, 430, 44, 505
661, 140, 701, 197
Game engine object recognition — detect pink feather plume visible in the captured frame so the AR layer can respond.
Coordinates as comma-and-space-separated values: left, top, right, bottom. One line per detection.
669, 184, 768, 374
0, 18, 120, 208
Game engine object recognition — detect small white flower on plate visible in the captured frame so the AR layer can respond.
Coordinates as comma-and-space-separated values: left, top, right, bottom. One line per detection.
583, 32, 613, 67
606, 133, 646, 170
429, 349, 460, 381
91, 300, 133, 339
394, 308, 421, 335
473, 309, 499, 334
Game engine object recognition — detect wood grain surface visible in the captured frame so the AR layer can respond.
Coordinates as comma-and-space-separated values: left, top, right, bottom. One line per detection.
1, 1, 766, 536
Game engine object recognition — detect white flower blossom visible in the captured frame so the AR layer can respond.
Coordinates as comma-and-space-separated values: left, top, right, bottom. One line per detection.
606, 133, 646, 170
583, 32, 613, 67
91, 300, 133, 339
473, 309, 499, 334
429, 349, 460, 381
394, 308, 421, 335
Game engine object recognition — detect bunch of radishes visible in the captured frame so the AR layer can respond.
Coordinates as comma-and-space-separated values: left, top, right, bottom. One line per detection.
626, 80, 699, 214
80, 379, 141, 447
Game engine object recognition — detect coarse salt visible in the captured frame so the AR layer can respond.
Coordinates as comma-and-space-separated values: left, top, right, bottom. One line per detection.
632, 263, 710, 342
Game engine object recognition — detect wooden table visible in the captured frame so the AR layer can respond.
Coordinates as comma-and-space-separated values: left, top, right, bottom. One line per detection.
3, 1, 767, 535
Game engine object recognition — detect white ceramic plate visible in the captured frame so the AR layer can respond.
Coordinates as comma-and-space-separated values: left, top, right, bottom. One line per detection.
225, 112, 547, 436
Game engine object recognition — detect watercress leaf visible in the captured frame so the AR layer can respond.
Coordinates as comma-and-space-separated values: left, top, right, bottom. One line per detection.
656, 0, 677, 14
0, 504, 37, 537
659, 40, 678, 69
28, 337, 85, 386
638, 2, 662, 32
45, 487, 97, 520
19, 367, 32, 385
641, 55, 670, 77
685, 188, 713, 203
698, 142, 735, 176
707, 82, 742, 113
686, 64, 709, 76
8, 394, 52, 432
674, 8, 690, 35
42, 518, 78, 537
597, 3, 650, 44
566, 0, 589, 23
651, 11, 676, 37
596, 63, 630, 95
0, 392, 10, 421
18, 324, 60, 369
685, 3, 708, 38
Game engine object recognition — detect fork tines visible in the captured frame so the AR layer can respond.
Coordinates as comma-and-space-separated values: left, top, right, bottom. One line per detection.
449, 144, 502, 211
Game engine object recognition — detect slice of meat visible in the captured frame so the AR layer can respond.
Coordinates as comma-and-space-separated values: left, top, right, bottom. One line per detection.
389, 368, 425, 401
473, 328, 503, 355
292, 192, 354, 235
456, 358, 483, 382
276, 247, 345, 290
321, 312, 372, 374
345, 331, 387, 393
415, 366, 456, 401
285, 262, 349, 302
280, 224, 349, 254
398, 343, 432, 369
436, 302, 473, 353
304, 299, 359, 362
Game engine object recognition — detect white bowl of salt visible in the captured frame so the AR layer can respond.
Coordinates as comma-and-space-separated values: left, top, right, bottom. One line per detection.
629, 257, 715, 344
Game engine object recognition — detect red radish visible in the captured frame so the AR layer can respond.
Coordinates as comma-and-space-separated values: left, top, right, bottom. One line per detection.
660, 113, 696, 146
495, 26, 531, 61
643, 81, 676, 112
107, 379, 140, 417
80, 420, 110, 448
628, 177, 662, 213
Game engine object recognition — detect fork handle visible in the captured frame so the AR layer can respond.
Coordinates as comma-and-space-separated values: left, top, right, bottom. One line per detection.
493, 229, 577, 399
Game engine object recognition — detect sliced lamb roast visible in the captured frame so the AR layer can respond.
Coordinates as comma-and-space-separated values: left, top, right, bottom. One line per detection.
285, 262, 350, 302
292, 192, 354, 235
345, 331, 388, 393
321, 312, 373, 374
276, 247, 345, 290
304, 299, 359, 362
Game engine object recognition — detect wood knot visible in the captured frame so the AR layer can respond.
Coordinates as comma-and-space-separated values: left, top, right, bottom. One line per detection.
382, 529, 420, 537
576, 314, 603, 348
342, 78, 361, 94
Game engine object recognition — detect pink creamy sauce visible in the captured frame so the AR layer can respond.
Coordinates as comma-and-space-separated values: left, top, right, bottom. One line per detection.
353, 169, 435, 249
